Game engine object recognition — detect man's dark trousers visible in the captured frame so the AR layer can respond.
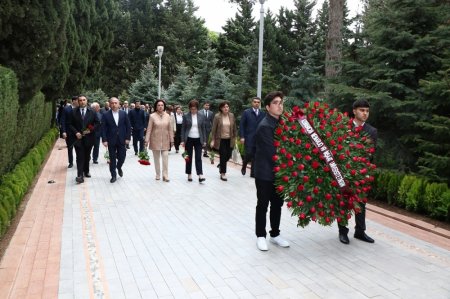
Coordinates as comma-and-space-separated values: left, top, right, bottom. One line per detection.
255, 179, 284, 238
108, 142, 126, 178
74, 138, 94, 177
132, 128, 144, 153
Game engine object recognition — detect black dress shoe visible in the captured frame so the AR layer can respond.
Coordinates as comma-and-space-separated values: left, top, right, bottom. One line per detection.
93, 161, 98, 164
339, 233, 350, 244
199, 177, 206, 183
75, 176, 84, 183
203, 153, 209, 158
354, 232, 375, 243
84, 173, 91, 178
110, 177, 116, 183
118, 168, 123, 177
241, 167, 246, 176
68, 163, 73, 168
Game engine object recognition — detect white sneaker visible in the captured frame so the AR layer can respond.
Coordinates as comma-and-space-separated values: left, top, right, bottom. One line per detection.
270, 236, 290, 248
256, 237, 268, 251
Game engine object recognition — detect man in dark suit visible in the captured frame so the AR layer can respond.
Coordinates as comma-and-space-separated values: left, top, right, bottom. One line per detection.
240, 96, 266, 177
60, 96, 79, 168
128, 100, 147, 155
67, 95, 100, 183
338, 99, 378, 245
102, 97, 131, 183
253, 91, 289, 251
201, 101, 214, 157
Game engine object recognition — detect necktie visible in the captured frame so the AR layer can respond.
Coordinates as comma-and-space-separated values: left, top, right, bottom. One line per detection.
255, 109, 258, 116
206, 110, 208, 118
81, 109, 85, 119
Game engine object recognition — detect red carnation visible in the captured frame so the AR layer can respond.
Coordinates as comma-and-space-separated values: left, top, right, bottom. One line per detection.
298, 201, 304, 207
287, 201, 293, 208
303, 176, 309, 183
286, 153, 293, 160
299, 213, 306, 219
282, 176, 289, 182
291, 171, 298, 177
296, 139, 302, 145
313, 187, 319, 194
312, 148, 320, 154
273, 140, 280, 147
272, 155, 279, 161
306, 195, 313, 202
330, 140, 336, 146
325, 193, 332, 200
297, 184, 305, 191
295, 153, 302, 159
305, 143, 311, 149
316, 177, 323, 184
273, 166, 280, 173
311, 161, 320, 169
304, 155, 312, 161
298, 164, 305, 170
360, 168, 368, 175
275, 127, 283, 135
276, 185, 284, 192
323, 166, 330, 172
287, 160, 294, 167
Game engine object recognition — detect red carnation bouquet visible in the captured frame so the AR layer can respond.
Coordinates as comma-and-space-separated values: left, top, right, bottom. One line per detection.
82, 124, 94, 136
274, 101, 376, 228
182, 151, 190, 163
138, 150, 151, 165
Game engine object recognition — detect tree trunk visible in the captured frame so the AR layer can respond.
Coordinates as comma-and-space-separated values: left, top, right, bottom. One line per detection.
325, 0, 344, 79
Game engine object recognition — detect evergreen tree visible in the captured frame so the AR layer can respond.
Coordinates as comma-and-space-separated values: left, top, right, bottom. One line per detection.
329, 0, 449, 177
203, 69, 235, 106
216, 0, 256, 75
0, 0, 70, 101
166, 63, 198, 105
128, 60, 159, 103
192, 47, 219, 97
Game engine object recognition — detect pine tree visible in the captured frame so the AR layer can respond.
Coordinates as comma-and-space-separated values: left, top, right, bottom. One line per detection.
216, 0, 256, 75
166, 63, 198, 106
128, 60, 159, 104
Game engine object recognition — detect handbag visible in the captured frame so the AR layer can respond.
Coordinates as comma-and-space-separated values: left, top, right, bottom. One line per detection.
231, 143, 242, 164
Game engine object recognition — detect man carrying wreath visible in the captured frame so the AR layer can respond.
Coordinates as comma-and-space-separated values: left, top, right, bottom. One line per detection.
338, 99, 377, 244
253, 91, 290, 251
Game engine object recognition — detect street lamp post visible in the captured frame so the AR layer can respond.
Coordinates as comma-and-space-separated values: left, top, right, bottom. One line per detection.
256, 0, 265, 98
157, 46, 164, 99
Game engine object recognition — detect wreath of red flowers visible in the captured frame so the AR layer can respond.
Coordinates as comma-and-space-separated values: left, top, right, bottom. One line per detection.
274, 101, 376, 227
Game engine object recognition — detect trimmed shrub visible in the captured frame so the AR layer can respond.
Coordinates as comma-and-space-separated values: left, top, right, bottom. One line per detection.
405, 178, 427, 212
0, 128, 58, 239
387, 172, 405, 206
397, 175, 416, 208
424, 183, 448, 216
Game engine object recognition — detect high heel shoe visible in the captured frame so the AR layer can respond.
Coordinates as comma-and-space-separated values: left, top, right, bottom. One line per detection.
187, 175, 193, 182
163, 177, 170, 182
220, 174, 227, 181
199, 177, 206, 183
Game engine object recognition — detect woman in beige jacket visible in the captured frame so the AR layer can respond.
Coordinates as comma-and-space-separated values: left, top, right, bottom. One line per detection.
145, 100, 174, 182
210, 101, 237, 181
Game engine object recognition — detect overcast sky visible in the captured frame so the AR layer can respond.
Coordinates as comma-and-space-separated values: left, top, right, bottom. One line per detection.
193, 0, 364, 33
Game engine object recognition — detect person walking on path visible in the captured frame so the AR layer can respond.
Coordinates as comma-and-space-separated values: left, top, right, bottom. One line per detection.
338, 99, 377, 245
128, 100, 147, 155
181, 99, 207, 183
60, 96, 79, 168
91, 102, 102, 164
239, 96, 265, 177
145, 99, 174, 182
210, 101, 237, 181
201, 101, 214, 157
67, 95, 100, 183
253, 91, 290, 251
102, 97, 132, 183
173, 106, 184, 153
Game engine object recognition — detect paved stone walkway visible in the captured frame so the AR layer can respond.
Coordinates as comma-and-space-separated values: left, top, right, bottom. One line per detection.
1, 139, 450, 298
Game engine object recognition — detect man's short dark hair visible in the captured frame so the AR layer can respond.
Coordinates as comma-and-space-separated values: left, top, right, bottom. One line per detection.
353, 99, 370, 109
263, 91, 284, 107
252, 97, 261, 102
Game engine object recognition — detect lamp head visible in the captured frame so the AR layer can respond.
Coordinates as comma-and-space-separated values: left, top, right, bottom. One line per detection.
259, 0, 266, 4
157, 46, 164, 57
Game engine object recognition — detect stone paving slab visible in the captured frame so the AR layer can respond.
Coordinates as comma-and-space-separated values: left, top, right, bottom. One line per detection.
1, 139, 450, 298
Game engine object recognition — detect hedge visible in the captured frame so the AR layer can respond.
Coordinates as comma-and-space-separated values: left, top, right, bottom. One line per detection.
0, 128, 58, 237
371, 170, 450, 223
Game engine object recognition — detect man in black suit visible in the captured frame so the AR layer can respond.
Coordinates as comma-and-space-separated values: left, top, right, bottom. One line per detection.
201, 101, 214, 157
253, 91, 290, 251
67, 95, 100, 183
60, 96, 79, 168
102, 97, 132, 183
338, 99, 378, 245
240, 97, 266, 177
128, 100, 147, 155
